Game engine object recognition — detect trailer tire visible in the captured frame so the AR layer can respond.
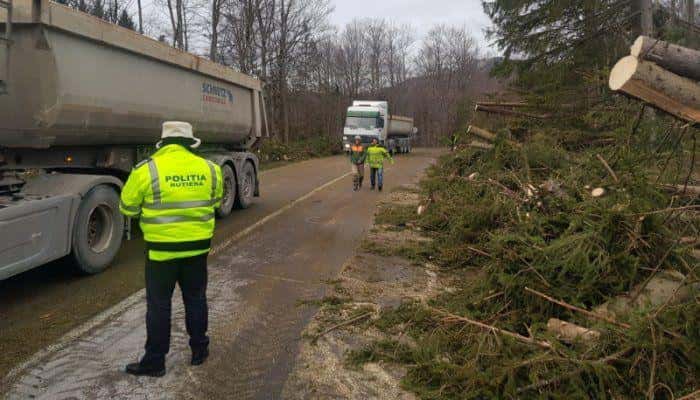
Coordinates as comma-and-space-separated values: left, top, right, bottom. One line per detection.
216, 164, 236, 219
70, 185, 124, 275
235, 161, 256, 209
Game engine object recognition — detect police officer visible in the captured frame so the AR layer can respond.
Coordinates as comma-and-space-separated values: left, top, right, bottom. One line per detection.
120, 121, 223, 377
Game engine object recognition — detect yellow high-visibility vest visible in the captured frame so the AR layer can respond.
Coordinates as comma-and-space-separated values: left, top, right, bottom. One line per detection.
120, 144, 223, 261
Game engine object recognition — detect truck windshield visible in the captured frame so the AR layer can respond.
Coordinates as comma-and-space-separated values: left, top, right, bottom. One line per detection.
345, 117, 380, 130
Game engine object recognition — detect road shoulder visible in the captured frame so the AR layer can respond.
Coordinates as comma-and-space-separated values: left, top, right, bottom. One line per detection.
282, 183, 454, 399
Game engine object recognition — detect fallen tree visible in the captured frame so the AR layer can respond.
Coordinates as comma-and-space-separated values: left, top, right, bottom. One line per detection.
631, 36, 700, 82
609, 56, 700, 124
659, 183, 700, 196
474, 101, 528, 108
467, 140, 494, 150
467, 125, 497, 142
474, 104, 552, 119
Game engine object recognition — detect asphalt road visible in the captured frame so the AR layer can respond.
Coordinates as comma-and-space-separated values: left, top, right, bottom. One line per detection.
0, 149, 442, 399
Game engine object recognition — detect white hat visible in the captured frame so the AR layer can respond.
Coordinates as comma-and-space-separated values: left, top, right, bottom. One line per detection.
354, 135, 361, 140
156, 121, 201, 149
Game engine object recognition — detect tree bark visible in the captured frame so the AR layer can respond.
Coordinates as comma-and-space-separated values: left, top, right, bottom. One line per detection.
631, 0, 654, 37
475, 101, 528, 108
166, 0, 179, 48
659, 183, 700, 195
546, 318, 600, 342
467, 125, 497, 142
209, 0, 220, 61
631, 36, 700, 81
467, 140, 494, 150
137, 0, 143, 33
609, 56, 700, 123
686, 0, 696, 23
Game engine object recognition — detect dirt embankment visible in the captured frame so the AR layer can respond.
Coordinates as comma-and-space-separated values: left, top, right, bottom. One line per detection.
282, 185, 452, 399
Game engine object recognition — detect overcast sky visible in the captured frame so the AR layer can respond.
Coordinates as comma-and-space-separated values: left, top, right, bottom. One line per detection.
329, 0, 496, 53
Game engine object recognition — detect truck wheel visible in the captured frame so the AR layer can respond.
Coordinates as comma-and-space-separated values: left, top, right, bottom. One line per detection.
235, 161, 256, 209
71, 185, 124, 275
216, 164, 236, 219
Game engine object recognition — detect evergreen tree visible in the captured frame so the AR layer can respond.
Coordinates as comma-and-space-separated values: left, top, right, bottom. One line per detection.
483, 1, 699, 110
117, 9, 136, 31
482, 0, 631, 108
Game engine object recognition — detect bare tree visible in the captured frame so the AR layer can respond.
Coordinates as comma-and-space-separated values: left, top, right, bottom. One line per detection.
209, 0, 224, 60
337, 20, 367, 98
363, 19, 387, 95
385, 23, 414, 88
415, 25, 479, 145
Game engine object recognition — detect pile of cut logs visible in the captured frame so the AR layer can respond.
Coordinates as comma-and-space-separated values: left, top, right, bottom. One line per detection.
609, 35, 700, 124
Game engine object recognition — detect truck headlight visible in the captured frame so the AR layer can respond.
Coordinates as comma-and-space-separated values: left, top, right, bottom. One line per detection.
344, 143, 351, 148
343, 136, 348, 141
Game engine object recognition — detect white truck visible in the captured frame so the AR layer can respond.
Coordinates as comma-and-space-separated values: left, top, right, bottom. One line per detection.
342, 101, 416, 154
0, 0, 267, 280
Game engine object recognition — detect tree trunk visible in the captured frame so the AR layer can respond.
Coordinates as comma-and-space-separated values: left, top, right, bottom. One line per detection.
631, 36, 700, 81
467, 140, 494, 150
467, 125, 497, 142
166, 0, 178, 47
137, 0, 143, 33
631, 0, 654, 37
209, 0, 219, 61
686, 0, 695, 23
609, 55, 700, 123
474, 104, 552, 119
475, 101, 528, 108
546, 318, 600, 342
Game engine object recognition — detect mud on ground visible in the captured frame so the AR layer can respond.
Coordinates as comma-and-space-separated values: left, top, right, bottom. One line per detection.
282, 184, 448, 400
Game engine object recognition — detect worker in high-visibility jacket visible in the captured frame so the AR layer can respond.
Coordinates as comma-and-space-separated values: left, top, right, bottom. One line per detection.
119, 121, 223, 377
349, 135, 367, 191
366, 138, 394, 191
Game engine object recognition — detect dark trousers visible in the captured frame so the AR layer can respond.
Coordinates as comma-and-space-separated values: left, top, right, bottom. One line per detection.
143, 253, 209, 365
370, 167, 384, 188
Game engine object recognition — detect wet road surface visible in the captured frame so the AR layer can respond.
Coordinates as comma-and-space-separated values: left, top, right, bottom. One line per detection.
0, 149, 441, 399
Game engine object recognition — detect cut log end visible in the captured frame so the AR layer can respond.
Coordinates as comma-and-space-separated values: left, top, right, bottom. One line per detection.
609, 56, 638, 91
629, 35, 647, 58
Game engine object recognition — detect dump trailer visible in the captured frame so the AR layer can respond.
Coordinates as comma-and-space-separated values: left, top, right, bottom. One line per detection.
0, 0, 267, 280
387, 115, 416, 154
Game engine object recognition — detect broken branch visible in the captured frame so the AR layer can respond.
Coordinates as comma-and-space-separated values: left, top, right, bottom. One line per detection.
524, 286, 631, 329
429, 306, 553, 350
596, 154, 620, 183
314, 312, 372, 340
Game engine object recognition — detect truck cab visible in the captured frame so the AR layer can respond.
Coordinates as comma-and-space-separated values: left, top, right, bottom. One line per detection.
342, 101, 388, 152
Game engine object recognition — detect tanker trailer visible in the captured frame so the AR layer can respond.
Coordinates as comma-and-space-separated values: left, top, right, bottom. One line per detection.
387, 115, 416, 154
0, 0, 268, 279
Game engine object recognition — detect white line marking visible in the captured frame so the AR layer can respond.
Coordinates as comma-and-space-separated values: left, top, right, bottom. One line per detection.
210, 172, 352, 255
2, 170, 352, 388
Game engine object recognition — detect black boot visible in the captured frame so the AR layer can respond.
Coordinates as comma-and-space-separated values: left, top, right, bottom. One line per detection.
191, 348, 209, 366
378, 185, 383, 192
125, 360, 166, 377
